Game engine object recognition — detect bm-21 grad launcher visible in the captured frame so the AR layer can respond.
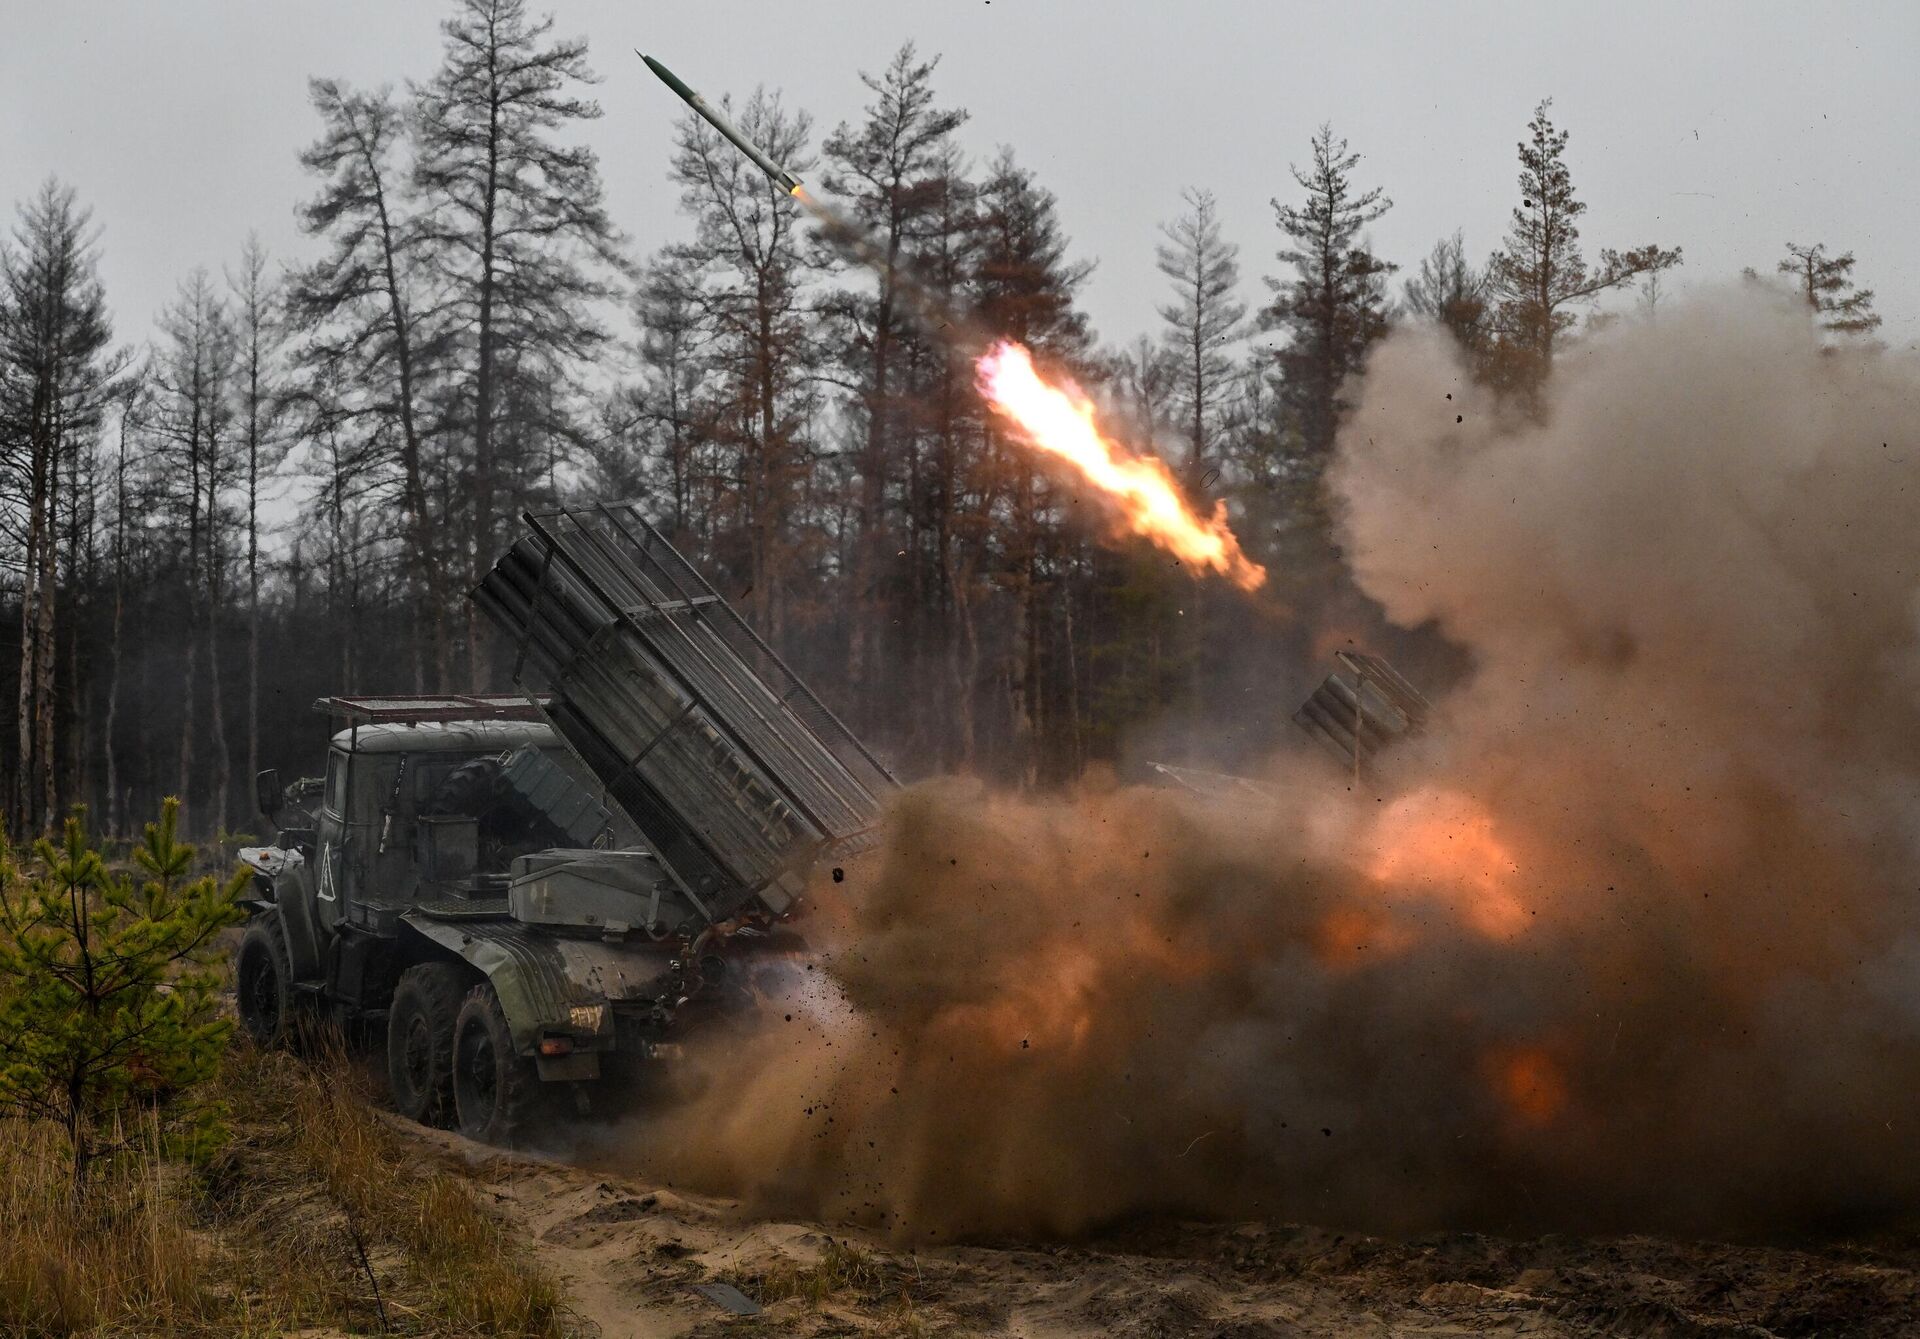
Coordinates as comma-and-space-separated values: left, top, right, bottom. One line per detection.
471, 501, 897, 938
236, 501, 894, 1145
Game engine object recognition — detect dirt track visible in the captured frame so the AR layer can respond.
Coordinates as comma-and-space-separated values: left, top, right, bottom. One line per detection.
394, 1122, 1920, 1338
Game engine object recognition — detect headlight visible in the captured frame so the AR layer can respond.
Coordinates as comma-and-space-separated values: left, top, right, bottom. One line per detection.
568, 1003, 606, 1033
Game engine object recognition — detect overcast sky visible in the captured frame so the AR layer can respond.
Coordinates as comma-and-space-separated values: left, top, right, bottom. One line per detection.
6, 0, 1918, 358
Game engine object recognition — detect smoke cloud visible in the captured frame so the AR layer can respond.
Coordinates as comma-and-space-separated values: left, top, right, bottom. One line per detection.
617, 289, 1920, 1241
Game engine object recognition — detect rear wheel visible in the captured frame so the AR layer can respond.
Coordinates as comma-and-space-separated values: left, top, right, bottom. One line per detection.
385, 963, 467, 1126
236, 914, 296, 1047
452, 983, 539, 1146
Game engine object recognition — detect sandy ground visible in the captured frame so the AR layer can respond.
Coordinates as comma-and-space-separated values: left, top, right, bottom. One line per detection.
388, 1121, 1920, 1338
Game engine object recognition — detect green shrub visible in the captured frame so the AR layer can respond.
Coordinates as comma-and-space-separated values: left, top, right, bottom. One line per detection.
0, 799, 247, 1188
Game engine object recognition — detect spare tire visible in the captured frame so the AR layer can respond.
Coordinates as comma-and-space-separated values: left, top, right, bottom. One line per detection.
424, 756, 506, 819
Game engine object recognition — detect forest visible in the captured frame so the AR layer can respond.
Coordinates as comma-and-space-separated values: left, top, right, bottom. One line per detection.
0, 0, 1882, 840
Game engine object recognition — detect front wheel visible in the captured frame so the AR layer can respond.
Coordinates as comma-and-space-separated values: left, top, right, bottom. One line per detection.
452, 983, 539, 1146
236, 914, 296, 1048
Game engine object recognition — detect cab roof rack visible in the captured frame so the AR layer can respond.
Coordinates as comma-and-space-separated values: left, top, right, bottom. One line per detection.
313, 694, 549, 726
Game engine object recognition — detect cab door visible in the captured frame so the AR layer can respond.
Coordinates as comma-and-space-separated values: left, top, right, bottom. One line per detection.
314, 748, 351, 936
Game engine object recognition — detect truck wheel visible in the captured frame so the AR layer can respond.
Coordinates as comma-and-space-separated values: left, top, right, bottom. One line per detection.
236, 914, 295, 1048
452, 983, 537, 1146
386, 963, 466, 1127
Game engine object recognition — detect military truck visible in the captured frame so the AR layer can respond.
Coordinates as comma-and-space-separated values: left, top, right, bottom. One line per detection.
237, 503, 896, 1142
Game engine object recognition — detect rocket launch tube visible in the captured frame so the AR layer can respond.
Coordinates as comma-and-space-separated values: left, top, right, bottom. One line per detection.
639, 53, 803, 195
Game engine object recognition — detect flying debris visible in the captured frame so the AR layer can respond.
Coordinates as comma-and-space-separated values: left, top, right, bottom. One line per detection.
639, 52, 804, 195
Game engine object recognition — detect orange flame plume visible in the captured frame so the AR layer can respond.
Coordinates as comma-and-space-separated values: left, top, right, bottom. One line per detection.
1363, 787, 1531, 940
976, 341, 1267, 591
1482, 1043, 1570, 1128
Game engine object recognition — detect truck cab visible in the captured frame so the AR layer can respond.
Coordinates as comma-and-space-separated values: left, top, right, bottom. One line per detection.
239, 696, 749, 1144
301, 715, 617, 916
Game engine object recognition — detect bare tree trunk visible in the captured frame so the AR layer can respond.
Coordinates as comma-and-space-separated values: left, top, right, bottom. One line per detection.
15, 435, 47, 834
62, 415, 99, 819
1008, 443, 1039, 790
950, 559, 980, 774
748, 299, 781, 637
245, 395, 261, 822
468, 86, 502, 694
847, 239, 899, 711
35, 426, 61, 826
176, 631, 198, 825
330, 432, 350, 688
206, 528, 231, 839
105, 424, 126, 834
197, 467, 231, 843
177, 425, 202, 831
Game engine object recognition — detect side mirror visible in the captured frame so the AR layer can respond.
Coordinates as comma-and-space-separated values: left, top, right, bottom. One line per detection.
255, 769, 283, 820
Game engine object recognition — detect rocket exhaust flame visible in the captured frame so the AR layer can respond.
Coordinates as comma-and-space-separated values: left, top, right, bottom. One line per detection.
642, 54, 1268, 590
977, 341, 1267, 590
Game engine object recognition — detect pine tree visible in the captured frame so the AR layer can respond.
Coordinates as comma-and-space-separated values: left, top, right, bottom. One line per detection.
666, 88, 822, 635
0, 799, 246, 1187
1110, 334, 1177, 447
1778, 242, 1881, 338
0, 181, 125, 836
1093, 334, 1194, 750
819, 43, 970, 713
898, 146, 985, 770
103, 371, 149, 837
1263, 124, 1394, 465
973, 149, 1093, 358
151, 271, 235, 835
971, 149, 1094, 784
412, 0, 627, 672
1403, 230, 1490, 361
226, 237, 284, 821
290, 78, 449, 684
597, 254, 711, 532
1156, 187, 1246, 490
1484, 100, 1680, 391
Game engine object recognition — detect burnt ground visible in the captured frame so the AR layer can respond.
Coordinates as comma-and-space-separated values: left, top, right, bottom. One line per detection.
397, 1122, 1920, 1338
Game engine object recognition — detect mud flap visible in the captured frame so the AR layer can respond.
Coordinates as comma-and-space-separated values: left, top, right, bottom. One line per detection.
536, 1051, 601, 1081
402, 916, 564, 1054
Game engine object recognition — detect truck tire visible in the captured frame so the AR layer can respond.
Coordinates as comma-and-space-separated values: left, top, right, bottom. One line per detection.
452, 983, 538, 1146
386, 963, 467, 1127
236, 913, 296, 1048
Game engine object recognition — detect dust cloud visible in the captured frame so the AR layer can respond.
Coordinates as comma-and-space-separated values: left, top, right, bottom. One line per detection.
620, 289, 1920, 1242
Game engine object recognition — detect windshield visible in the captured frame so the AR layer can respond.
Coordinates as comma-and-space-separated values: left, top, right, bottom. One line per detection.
326, 743, 638, 882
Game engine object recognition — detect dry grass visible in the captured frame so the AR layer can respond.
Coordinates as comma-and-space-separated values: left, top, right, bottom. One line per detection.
208, 1037, 569, 1336
0, 1039, 571, 1337
753, 1238, 889, 1308
740, 1237, 948, 1335
0, 1117, 226, 1336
